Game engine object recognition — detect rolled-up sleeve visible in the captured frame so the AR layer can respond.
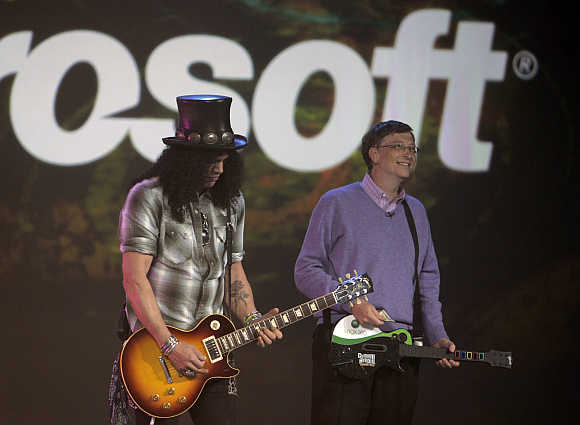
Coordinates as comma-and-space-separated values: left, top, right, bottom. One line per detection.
118, 183, 160, 256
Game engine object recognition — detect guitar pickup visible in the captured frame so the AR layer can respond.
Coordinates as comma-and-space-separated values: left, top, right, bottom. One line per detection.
202, 335, 223, 364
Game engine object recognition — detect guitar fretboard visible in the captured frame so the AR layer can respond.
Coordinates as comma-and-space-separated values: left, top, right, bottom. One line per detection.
399, 345, 485, 361
216, 292, 337, 354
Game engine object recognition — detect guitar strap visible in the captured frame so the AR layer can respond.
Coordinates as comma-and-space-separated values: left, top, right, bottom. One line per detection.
401, 199, 422, 337
224, 200, 240, 398
323, 198, 422, 338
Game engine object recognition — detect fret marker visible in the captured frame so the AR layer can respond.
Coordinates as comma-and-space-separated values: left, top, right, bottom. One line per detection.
241, 330, 249, 340
270, 319, 278, 328
295, 308, 303, 317
309, 302, 318, 311
282, 313, 290, 324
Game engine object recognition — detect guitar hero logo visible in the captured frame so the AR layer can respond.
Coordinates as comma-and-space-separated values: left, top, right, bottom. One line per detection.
0, 9, 507, 172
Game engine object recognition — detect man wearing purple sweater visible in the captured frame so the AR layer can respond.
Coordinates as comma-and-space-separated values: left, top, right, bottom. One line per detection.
295, 120, 459, 425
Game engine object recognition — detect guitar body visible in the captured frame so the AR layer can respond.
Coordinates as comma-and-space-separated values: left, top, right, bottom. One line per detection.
119, 273, 375, 418
330, 315, 413, 378
120, 314, 238, 418
329, 314, 512, 379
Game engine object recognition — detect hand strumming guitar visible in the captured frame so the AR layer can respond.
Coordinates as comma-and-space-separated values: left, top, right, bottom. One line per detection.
167, 341, 209, 375
351, 300, 385, 327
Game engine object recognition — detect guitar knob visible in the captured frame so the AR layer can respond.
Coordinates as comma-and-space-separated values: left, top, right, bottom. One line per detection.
167, 387, 175, 395
178, 396, 187, 404
162, 402, 171, 409
151, 394, 160, 402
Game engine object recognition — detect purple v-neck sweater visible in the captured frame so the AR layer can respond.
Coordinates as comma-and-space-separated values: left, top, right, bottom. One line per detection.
294, 182, 448, 345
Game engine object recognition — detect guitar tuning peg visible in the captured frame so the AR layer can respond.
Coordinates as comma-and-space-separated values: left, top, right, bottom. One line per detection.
338, 277, 343, 283
348, 301, 354, 308
345, 273, 351, 279
353, 269, 358, 275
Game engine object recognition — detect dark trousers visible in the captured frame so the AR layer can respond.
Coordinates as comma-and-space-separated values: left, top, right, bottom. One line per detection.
311, 324, 420, 425
135, 379, 236, 425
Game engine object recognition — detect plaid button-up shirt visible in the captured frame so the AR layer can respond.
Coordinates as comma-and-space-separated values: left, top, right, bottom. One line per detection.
118, 177, 245, 331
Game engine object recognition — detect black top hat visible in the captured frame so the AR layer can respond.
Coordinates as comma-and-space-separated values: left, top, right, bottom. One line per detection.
162, 95, 248, 150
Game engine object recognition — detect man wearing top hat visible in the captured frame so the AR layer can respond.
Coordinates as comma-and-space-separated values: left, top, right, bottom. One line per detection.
116, 95, 282, 424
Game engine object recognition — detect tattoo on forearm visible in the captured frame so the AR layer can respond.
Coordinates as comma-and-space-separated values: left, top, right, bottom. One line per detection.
230, 280, 250, 309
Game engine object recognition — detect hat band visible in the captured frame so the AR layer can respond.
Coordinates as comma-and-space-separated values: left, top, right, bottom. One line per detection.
176, 129, 235, 146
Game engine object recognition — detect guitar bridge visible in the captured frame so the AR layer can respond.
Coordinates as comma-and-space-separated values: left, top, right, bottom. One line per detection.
158, 355, 173, 384
202, 335, 223, 363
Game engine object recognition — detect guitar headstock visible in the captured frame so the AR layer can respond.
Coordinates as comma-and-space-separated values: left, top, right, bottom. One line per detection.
486, 350, 513, 369
334, 272, 373, 305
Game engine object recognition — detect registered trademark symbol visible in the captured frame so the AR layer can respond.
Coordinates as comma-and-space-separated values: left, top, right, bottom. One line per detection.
512, 50, 539, 80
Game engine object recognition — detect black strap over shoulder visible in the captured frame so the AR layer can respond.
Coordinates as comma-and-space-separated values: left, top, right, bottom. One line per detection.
401, 199, 422, 337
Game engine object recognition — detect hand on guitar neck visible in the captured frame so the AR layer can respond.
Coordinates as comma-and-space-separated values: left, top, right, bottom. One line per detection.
433, 338, 460, 368
255, 307, 283, 347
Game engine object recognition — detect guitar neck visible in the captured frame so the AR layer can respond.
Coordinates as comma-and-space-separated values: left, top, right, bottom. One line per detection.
216, 292, 339, 354
398, 344, 453, 360
398, 344, 511, 368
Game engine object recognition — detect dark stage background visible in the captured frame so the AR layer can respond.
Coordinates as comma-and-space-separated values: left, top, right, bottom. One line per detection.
1, 1, 578, 424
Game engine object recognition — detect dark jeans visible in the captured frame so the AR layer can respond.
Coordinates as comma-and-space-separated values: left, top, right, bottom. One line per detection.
135, 378, 236, 425
311, 324, 420, 425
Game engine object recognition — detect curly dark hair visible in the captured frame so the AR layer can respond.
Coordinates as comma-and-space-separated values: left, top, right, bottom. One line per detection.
131, 146, 243, 222
361, 120, 415, 172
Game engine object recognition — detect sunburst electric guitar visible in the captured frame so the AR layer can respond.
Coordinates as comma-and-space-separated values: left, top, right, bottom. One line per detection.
120, 272, 373, 418
329, 314, 513, 379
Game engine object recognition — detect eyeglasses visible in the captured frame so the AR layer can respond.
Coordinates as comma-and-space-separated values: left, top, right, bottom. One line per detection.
377, 144, 420, 154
